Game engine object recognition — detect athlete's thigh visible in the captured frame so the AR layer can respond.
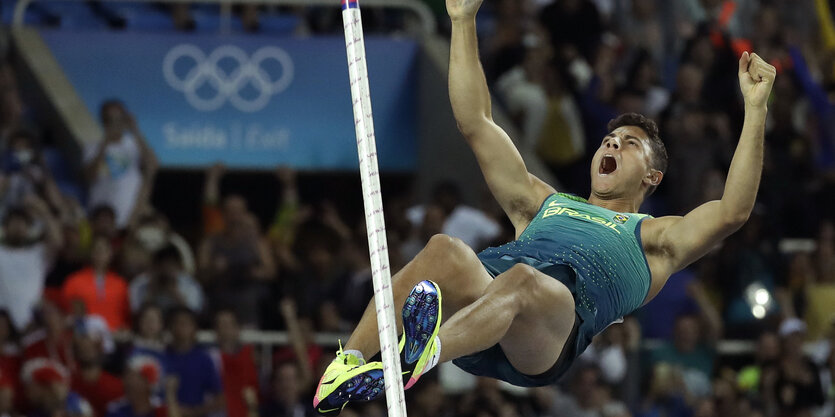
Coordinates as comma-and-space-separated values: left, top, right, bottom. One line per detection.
499, 271, 576, 376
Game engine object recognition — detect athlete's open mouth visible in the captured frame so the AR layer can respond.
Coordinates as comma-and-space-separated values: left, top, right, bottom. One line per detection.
599, 155, 617, 175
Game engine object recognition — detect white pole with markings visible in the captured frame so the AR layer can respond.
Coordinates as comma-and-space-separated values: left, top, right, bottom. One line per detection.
340, 1, 407, 416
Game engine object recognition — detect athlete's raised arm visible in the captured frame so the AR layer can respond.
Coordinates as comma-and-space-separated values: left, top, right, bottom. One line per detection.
447, 0, 555, 232
644, 52, 776, 277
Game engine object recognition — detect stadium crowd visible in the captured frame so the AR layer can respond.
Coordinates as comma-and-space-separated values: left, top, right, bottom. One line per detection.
1, 0, 835, 416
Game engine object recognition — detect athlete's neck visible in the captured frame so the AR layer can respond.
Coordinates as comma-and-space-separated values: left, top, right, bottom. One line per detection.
587, 194, 641, 213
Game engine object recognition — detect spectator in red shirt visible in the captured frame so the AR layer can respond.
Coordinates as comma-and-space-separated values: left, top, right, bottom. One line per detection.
61, 236, 130, 331
0, 310, 20, 413
70, 323, 123, 417
214, 310, 257, 417
0, 374, 12, 417
23, 301, 73, 370
21, 358, 92, 417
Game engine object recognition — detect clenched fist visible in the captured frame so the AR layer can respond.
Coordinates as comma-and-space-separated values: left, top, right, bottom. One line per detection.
738, 52, 777, 110
447, 0, 484, 20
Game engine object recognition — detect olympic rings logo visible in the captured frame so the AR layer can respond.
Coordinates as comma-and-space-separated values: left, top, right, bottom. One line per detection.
162, 44, 294, 112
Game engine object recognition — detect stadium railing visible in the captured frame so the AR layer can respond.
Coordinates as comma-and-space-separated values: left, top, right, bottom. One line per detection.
193, 330, 761, 376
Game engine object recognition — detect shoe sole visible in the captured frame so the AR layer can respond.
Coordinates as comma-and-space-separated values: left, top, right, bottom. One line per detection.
314, 366, 385, 416
400, 280, 442, 389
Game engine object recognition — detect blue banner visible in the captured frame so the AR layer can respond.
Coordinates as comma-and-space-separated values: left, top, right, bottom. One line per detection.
40, 30, 418, 170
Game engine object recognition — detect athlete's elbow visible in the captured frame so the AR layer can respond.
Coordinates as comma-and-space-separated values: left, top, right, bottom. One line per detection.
455, 117, 492, 141
723, 211, 750, 231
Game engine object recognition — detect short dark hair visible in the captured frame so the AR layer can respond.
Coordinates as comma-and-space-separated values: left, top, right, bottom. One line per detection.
166, 306, 197, 328
2, 206, 31, 227
89, 204, 116, 221
99, 99, 126, 123
132, 302, 163, 333
8, 129, 39, 147
153, 245, 182, 266
607, 113, 668, 196
214, 308, 239, 324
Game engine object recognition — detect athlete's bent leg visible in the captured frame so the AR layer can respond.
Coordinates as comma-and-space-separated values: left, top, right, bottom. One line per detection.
437, 263, 576, 375
344, 234, 493, 358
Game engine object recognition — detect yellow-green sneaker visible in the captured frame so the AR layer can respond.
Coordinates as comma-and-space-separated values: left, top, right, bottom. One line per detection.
312, 345, 385, 416
399, 280, 442, 390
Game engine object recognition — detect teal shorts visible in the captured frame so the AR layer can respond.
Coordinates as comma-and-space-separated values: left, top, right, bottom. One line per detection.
451, 255, 596, 387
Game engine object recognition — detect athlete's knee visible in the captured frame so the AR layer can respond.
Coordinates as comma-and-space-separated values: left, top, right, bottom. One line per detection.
421, 234, 484, 301
424, 234, 465, 256
422, 234, 473, 270
494, 264, 573, 312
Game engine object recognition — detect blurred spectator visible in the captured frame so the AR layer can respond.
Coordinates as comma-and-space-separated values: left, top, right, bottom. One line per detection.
400, 204, 445, 262
21, 359, 91, 417
22, 301, 73, 370
163, 307, 223, 417
737, 331, 780, 395
0, 195, 62, 331
265, 167, 304, 278
129, 304, 166, 369
406, 181, 500, 252
616, 0, 664, 65
663, 103, 732, 215
406, 380, 447, 417
333, 237, 374, 327
69, 325, 123, 417
129, 246, 204, 315
799, 234, 835, 340
131, 213, 195, 276
0, 130, 65, 219
537, 366, 626, 417
482, 0, 531, 83
636, 361, 693, 417
214, 310, 257, 417
106, 355, 179, 417
61, 236, 130, 331
44, 218, 86, 299
199, 165, 275, 327
0, 311, 19, 417
579, 317, 641, 388
623, 50, 670, 118
83, 100, 158, 230
259, 362, 312, 417
494, 30, 553, 154
763, 319, 825, 417
649, 281, 722, 398
0, 376, 13, 417
538, 0, 602, 61
272, 300, 314, 390
285, 219, 347, 332
86, 206, 120, 249
0, 86, 31, 150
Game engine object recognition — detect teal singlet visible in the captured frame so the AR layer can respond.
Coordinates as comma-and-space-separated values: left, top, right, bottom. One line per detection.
477, 192, 652, 335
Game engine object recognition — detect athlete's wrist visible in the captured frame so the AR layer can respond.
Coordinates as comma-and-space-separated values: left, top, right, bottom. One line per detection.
743, 103, 768, 114
449, 15, 476, 24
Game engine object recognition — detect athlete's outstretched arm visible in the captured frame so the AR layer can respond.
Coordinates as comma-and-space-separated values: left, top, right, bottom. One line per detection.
646, 52, 776, 274
447, 0, 554, 231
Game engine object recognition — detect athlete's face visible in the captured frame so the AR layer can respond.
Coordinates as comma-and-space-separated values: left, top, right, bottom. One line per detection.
590, 125, 662, 200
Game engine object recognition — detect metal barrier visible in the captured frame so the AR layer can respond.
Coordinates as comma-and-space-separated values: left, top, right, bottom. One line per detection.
12, 0, 437, 35
195, 329, 761, 378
